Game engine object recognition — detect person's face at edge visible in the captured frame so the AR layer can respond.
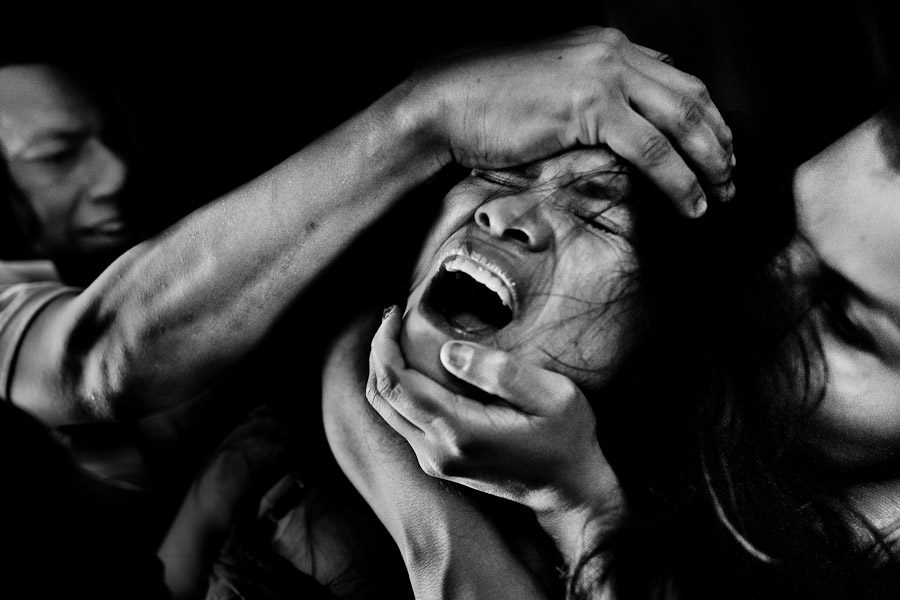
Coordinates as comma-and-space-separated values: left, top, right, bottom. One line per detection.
0, 64, 135, 266
400, 148, 642, 397
785, 110, 900, 469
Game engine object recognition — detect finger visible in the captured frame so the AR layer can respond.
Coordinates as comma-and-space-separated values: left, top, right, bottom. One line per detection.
622, 46, 733, 157
371, 304, 406, 365
369, 308, 475, 428
367, 307, 423, 439
366, 348, 423, 442
439, 341, 576, 415
631, 42, 675, 65
625, 76, 735, 204
602, 106, 709, 217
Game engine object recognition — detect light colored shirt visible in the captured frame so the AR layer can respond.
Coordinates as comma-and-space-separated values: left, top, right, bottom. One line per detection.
0, 279, 78, 402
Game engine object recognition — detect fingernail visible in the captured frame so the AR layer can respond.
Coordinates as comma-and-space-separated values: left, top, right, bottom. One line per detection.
730, 153, 737, 167
693, 194, 707, 217
442, 341, 474, 372
382, 305, 396, 321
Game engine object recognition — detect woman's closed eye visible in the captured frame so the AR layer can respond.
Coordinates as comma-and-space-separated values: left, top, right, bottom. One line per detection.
471, 168, 530, 190
577, 213, 623, 237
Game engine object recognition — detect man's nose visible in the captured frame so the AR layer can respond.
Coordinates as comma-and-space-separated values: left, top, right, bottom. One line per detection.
474, 195, 552, 251
86, 139, 128, 201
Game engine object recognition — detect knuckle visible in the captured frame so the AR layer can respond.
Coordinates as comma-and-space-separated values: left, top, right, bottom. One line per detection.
573, 24, 603, 37
367, 368, 399, 404
365, 377, 378, 403
433, 421, 475, 460
577, 27, 628, 67
709, 156, 734, 185
721, 126, 734, 153
376, 370, 394, 396
685, 75, 711, 104
557, 377, 581, 402
638, 132, 673, 166
597, 27, 629, 47
676, 96, 705, 132
365, 370, 381, 403
418, 454, 443, 478
589, 41, 625, 69
495, 359, 521, 394
434, 418, 461, 450
423, 445, 462, 478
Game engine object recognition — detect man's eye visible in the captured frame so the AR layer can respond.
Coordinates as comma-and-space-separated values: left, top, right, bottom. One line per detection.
32, 146, 80, 166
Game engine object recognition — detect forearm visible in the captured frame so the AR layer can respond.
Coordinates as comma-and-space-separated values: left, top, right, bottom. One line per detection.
342, 433, 550, 600
323, 312, 550, 600
11, 80, 446, 423
392, 487, 550, 600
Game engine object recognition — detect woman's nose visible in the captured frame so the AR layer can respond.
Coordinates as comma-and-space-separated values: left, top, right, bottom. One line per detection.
474, 195, 552, 251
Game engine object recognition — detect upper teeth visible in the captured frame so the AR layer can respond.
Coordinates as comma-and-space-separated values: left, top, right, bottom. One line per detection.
444, 255, 514, 309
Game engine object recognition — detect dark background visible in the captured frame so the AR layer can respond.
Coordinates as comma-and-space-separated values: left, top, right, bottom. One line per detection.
3, 0, 897, 226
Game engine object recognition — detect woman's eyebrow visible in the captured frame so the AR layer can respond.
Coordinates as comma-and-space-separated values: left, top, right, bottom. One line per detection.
489, 163, 541, 182
567, 167, 630, 196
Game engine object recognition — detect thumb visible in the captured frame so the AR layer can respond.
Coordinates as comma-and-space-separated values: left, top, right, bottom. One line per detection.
440, 340, 561, 414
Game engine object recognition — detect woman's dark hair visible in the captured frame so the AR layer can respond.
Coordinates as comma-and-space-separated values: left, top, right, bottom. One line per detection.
566, 114, 900, 599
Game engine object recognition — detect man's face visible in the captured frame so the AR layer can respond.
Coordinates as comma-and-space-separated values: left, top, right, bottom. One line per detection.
401, 149, 642, 397
788, 109, 900, 468
0, 64, 135, 273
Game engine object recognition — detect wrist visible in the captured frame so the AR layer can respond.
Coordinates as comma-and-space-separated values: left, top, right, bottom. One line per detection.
373, 70, 453, 177
532, 465, 631, 568
395, 492, 550, 600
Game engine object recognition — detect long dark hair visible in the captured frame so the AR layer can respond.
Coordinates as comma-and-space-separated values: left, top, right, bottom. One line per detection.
568, 118, 900, 599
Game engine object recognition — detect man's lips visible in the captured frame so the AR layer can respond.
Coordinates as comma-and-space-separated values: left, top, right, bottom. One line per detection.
79, 218, 130, 237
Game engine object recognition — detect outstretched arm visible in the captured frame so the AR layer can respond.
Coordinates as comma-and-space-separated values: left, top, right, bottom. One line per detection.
7, 26, 735, 426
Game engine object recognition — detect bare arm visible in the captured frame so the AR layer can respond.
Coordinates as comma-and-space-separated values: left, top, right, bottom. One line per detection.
12, 81, 440, 424
322, 310, 552, 600
8, 26, 735, 426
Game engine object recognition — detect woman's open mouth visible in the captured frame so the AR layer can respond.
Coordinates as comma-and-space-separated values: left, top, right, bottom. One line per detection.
423, 249, 516, 335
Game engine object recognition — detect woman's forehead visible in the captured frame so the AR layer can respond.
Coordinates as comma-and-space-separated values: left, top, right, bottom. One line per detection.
542, 147, 623, 175
535, 147, 621, 175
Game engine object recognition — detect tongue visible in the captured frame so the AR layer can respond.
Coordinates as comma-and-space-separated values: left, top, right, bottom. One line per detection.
451, 311, 490, 331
